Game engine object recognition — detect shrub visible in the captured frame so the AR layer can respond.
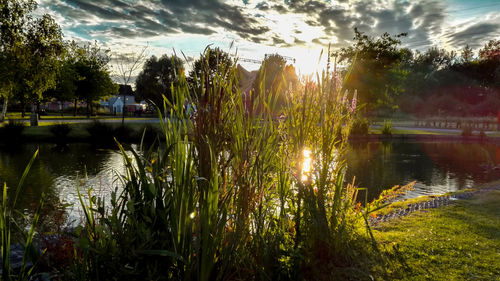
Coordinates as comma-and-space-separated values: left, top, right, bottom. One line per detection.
382, 120, 392, 135
0, 119, 25, 144
86, 120, 114, 143
351, 117, 370, 135
113, 125, 134, 142
50, 123, 72, 142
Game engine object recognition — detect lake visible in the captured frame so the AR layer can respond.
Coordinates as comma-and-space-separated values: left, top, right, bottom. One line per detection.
0, 141, 498, 226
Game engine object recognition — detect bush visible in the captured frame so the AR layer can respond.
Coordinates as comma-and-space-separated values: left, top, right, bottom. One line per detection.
50, 123, 72, 142
0, 119, 25, 143
86, 120, 114, 143
351, 117, 370, 135
382, 120, 392, 135
113, 125, 134, 142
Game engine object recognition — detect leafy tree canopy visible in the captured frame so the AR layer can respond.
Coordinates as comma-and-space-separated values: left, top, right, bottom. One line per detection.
135, 54, 184, 107
251, 54, 298, 111
338, 28, 409, 110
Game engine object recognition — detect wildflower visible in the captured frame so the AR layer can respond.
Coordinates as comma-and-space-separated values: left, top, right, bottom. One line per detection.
350, 90, 357, 112
342, 89, 348, 105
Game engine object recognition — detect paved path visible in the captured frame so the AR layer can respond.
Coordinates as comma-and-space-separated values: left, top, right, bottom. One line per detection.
371, 125, 499, 135
369, 185, 500, 225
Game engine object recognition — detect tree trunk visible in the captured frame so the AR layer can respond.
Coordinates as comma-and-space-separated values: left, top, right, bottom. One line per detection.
86, 99, 90, 118
21, 100, 26, 118
0, 97, 7, 122
36, 101, 41, 120
60, 101, 64, 116
74, 98, 77, 116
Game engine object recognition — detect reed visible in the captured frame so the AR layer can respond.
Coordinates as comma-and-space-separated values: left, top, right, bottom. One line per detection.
0, 150, 45, 281
72, 48, 394, 280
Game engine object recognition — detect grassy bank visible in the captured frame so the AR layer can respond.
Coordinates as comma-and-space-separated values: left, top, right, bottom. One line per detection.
373, 188, 500, 280
0, 122, 162, 143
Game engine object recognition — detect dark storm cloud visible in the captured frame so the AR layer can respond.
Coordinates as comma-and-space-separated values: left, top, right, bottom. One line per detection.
44, 0, 269, 42
447, 22, 500, 48
44, 0, 489, 50
263, 0, 448, 49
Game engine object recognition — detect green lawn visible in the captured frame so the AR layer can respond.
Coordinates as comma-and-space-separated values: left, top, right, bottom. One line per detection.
373, 189, 500, 280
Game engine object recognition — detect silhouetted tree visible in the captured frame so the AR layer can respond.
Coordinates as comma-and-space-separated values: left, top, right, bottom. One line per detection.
135, 54, 184, 108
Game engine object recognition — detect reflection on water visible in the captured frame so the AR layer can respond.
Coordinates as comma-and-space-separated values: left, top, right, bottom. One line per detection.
0, 141, 498, 226
346, 141, 500, 202
301, 148, 312, 182
0, 143, 130, 227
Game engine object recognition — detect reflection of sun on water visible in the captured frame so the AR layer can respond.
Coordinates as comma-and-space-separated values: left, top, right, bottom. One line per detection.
301, 148, 312, 182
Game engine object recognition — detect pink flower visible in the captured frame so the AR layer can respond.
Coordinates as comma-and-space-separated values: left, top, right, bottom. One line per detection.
342, 89, 349, 105
350, 90, 357, 112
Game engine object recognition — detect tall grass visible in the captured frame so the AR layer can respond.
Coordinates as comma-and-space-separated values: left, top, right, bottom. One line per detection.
73, 49, 388, 280
0, 150, 45, 281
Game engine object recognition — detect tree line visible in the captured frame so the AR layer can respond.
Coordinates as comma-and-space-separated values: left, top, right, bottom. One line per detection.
0, 0, 117, 121
339, 28, 500, 117
1, 0, 498, 121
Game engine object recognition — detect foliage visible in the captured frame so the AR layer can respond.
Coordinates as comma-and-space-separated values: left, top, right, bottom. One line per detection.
135, 54, 184, 107
188, 46, 233, 88
478, 39, 500, 61
351, 116, 370, 136
0, 119, 25, 143
85, 120, 114, 144
334, 30, 499, 117
73, 42, 118, 117
0, 0, 63, 120
251, 53, 299, 111
0, 149, 45, 281
113, 125, 135, 142
338, 28, 409, 111
70, 48, 385, 280
381, 120, 392, 135
49, 123, 72, 142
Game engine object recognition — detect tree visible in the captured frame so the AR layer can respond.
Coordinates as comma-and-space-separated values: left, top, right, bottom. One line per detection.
0, 0, 37, 121
479, 39, 500, 61
73, 42, 118, 118
135, 54, 184, 107
251, 54, 298, 112
460, 45, 474, 63
338, 28, 408, 112
112, 45, 148, 124
189, 47, 233, 85
44, 42, 82, 116
17, 13, 64, 118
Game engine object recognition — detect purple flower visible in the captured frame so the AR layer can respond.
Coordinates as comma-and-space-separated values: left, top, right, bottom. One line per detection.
350, 90, 357, 112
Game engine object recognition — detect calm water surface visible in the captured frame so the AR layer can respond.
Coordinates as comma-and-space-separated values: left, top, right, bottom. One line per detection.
346, 141, 500, 201
0, 141, 499, 225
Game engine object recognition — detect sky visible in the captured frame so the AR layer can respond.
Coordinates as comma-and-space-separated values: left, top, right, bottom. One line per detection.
36, 0, 500, 83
